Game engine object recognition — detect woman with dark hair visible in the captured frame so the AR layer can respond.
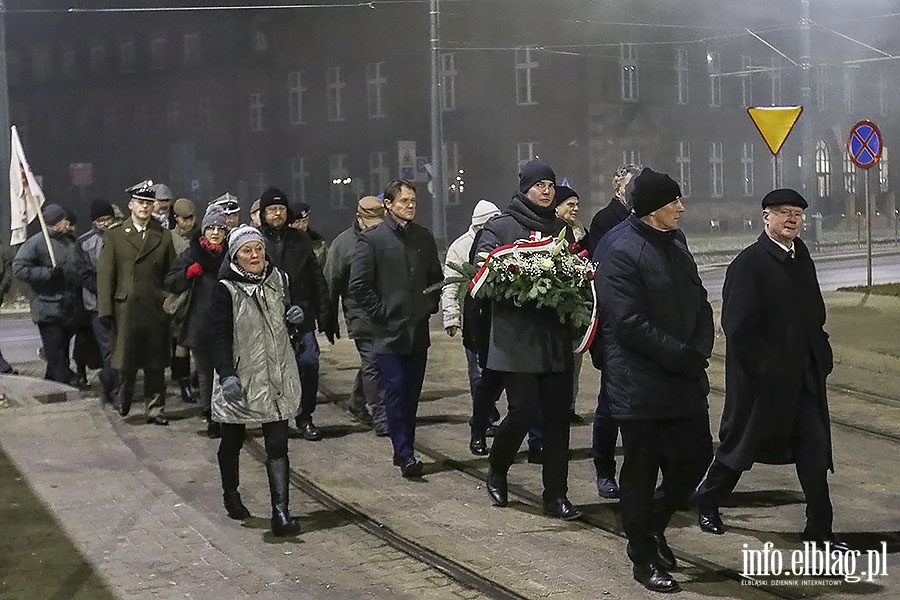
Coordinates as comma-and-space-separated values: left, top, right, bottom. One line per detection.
208, 224, 305, 536
164, 206, 229, 437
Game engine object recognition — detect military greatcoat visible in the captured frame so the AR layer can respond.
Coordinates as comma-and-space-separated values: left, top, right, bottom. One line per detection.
97, 217, 175, 371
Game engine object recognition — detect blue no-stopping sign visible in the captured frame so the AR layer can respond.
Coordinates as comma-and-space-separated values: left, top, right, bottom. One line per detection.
848, 120, 883, 170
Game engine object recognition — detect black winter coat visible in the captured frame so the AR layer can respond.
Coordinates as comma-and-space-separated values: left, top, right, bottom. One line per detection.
587, 197, 629, 256
474, 195, 574, 374
348, 215, 442, 354
163, 234, 227, 349
716, 233, 833, 472
259, 224, 328, 333
597, 216, 713, 420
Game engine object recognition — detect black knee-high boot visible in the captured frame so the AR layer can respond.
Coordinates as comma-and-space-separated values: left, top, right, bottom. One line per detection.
266, 456, 300, 536
217, 447, 250, 520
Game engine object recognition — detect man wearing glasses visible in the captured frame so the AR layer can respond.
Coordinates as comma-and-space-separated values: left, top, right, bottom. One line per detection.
696, 188, 849, 553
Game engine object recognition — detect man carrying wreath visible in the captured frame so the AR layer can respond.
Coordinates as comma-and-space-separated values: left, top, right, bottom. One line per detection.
473, 159, 581, 521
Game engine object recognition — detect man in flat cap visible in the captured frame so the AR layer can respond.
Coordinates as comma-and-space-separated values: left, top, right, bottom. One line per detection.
172, 198, 198, 256
696, 188, 849, 552
98, 181, 176, 425
152, 183, 176, 230
289, 202, 327, 268
595, 167, 713, 593
322, 195, 389, 435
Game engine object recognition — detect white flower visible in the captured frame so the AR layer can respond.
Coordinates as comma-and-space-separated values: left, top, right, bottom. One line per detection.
539, 258, 554, 271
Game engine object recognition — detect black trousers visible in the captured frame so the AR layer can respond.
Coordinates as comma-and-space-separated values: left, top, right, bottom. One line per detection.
592, 382, 620, 478
37, 322, 75, 384
618, 414, 712, 565
489, 370, 572, 501
697, 387, 833, 535
119, 368, 166, 417
219, 420, 289, 463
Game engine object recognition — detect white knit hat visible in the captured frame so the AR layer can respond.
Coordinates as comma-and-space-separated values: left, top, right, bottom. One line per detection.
227, 224, 265, 262
471, 199, 500, 226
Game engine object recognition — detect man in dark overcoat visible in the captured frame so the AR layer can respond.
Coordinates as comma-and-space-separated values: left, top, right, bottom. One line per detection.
97, 182, 176, 425
696, 188, 847, 551
348, 179, 442, 478
597, 167, 714, 593
473, 159, 581, 521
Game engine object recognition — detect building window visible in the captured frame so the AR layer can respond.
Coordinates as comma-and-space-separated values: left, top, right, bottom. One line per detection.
166, 101, 180, 132
620, 43, 639, 102
674, 48, 689, 105
710, 141, 724, 198
369, 152, 389, 196
815, 140, 831, 197
440, 53, 457, 111
517, 142, 539, 170
741, 55, 753, 107
150, 32, 167, 70
183, 33, 201, 66
291, 157, 309, 204
329, 154, 350, 209
741, 142, 755, 197
366, 61, 387, 118
843, 66, 858, 114
843, 152, 856, 194
769, 57, 782, 105
253, 30, 267, 54
31, 46, 53, 82
676, 141, 691, 197
771, 154, 784, 189
198, 96, 213, 131
708, 52, 721, 108
443, 142, 462, 207
515, 46, 538, 105
879, 146, 889, 193
119, 36, 136, 74
89, 40, 107, 74
103, 106, 119, 137
134, 104, 149, 136
815, 64, 827, 112
288, 71, 306, 125
61, 45, 77, 80
327, 66, 346, 122
249, 93, 264, 132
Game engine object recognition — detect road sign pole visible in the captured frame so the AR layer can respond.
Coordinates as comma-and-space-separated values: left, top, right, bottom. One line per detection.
865, 167, 872, 290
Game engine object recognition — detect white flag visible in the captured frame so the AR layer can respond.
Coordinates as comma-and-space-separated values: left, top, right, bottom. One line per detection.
9, 125, 45, 245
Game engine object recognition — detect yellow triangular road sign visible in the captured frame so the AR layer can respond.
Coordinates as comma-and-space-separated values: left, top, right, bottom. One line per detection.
747, 106, 803, 155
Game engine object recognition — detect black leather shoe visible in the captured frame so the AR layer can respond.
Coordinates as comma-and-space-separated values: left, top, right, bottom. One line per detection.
542, 497, 582, 521
469, 435, 489, 456
147, 415, 169, 426
652, 532, 677, 570
486, 469, 508, 506
698, 509, 726, 535
596, 476, 620, 499
297, 420, 322, 441
632, 563, 681, 593
399, 457, 424, 478
373, 421, 390, 437
484, 424, 498, 438
223, 491, 251, 520
801, 532, 852, 553
527, 446, 543, 464
117, 393, 132, 417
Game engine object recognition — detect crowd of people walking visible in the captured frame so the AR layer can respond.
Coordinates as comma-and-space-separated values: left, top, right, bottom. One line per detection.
0, 160, 848, 593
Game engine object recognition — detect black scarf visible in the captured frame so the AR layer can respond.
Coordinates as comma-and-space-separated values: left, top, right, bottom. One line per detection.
507, 193, 567, 238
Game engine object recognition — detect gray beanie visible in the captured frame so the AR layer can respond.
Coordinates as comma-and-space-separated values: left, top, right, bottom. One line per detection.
202, 206, 227, 231
227, 224, 265, 262
42, 203, 67, 227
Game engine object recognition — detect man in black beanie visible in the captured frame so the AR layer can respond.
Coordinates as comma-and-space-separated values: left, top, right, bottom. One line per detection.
258, 187, 329, 441
595, 167, 713, 592
75, 199, 120, 403
473, 158, 581, 521
695, 188, 849, 553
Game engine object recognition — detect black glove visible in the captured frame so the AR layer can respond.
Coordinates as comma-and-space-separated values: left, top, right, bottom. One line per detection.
48, 266, 64, 285
322, 327, 338, 345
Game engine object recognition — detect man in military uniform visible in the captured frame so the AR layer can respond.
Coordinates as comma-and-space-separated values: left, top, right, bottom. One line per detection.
98, 181, 176, 425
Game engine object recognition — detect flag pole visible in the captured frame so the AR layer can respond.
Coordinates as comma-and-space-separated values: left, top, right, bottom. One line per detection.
31, 194, 56, 267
